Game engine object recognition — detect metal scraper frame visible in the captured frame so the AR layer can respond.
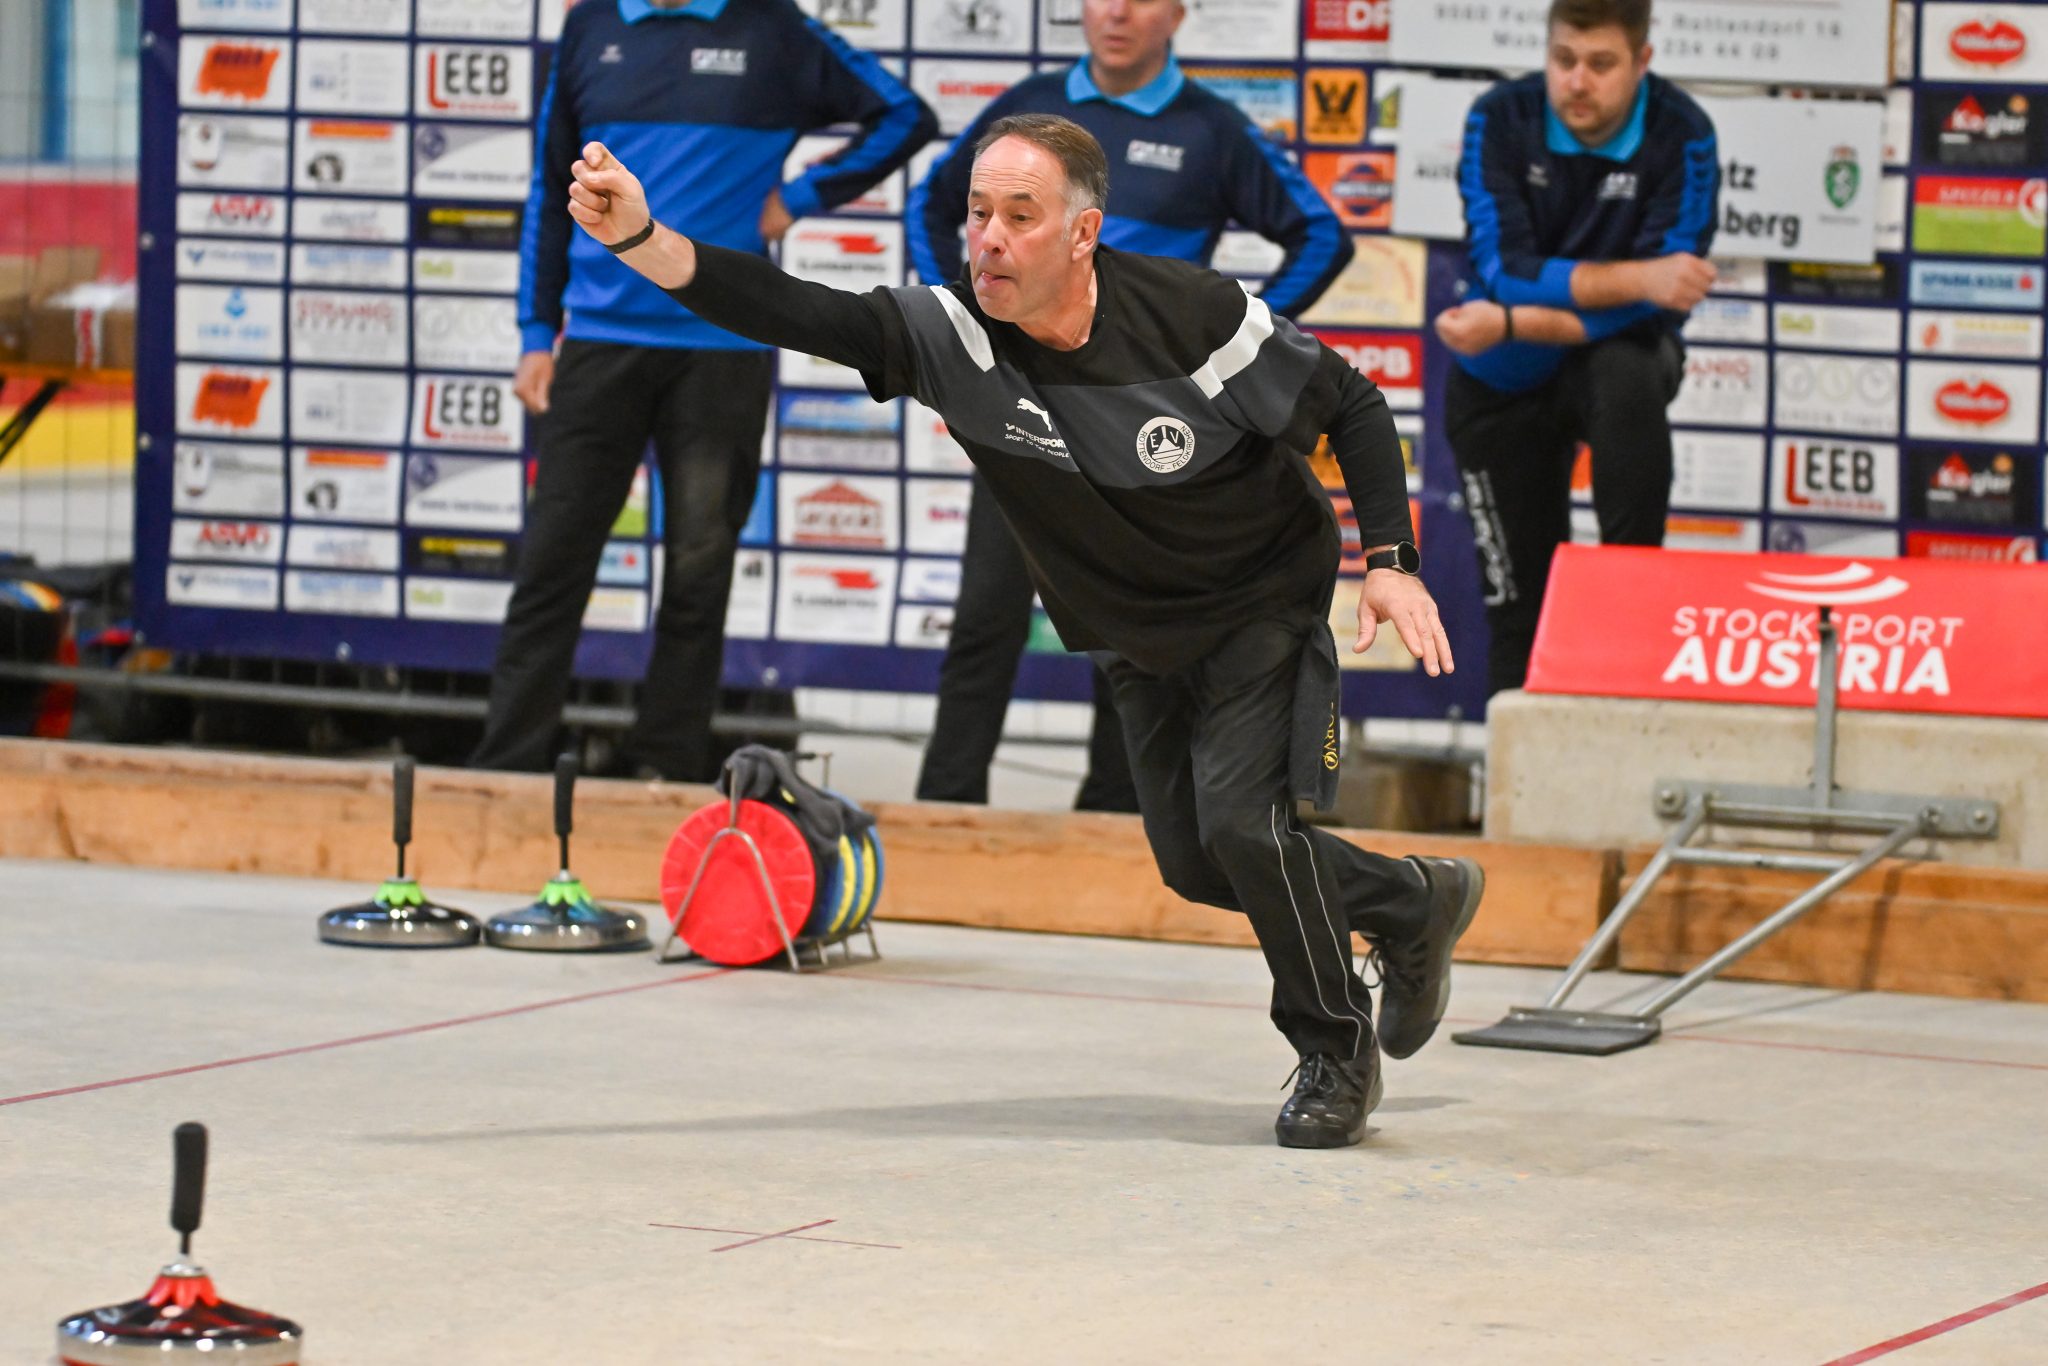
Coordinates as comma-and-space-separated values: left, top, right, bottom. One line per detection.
1455, 607, 2000, 1056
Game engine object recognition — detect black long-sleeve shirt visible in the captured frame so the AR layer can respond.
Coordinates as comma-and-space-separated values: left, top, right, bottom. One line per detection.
672, 243, 1409, 675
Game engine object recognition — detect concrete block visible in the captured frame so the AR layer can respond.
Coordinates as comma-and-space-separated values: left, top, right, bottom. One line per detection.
1486, 690, 2048, 869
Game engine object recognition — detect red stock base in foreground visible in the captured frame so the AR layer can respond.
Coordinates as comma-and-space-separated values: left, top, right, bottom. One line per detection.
56, 1264, 302, 1366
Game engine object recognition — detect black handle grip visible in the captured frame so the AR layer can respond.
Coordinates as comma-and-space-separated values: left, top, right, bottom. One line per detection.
393, 755, 415, 848
554, 752, 577, 839
170, 1122, 207, 1248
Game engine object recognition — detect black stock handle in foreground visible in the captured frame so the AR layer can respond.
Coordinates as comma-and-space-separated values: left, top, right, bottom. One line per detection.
170, 1122, 207, 1255
554, 752, 577, 843
393, 755, 415, 851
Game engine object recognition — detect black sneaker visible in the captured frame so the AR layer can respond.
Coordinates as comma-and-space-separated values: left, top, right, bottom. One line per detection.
1373, 856, 1486, 1060
1274, 1049, 1384, 1149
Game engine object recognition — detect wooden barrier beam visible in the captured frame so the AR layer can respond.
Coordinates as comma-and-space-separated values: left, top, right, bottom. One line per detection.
0, 739, 1603, 967
1616, 849, 2048, 1004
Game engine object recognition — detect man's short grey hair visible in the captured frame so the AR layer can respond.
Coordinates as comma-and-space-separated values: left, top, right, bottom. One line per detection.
972, 113, 1110, 221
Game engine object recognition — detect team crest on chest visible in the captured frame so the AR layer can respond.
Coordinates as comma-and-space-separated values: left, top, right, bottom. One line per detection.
1136, 416, 1195, 473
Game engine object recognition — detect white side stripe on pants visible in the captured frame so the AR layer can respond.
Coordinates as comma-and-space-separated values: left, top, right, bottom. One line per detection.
1269, 803, 1367, 1058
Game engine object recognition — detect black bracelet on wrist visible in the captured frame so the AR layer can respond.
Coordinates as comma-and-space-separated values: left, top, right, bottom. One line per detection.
605, 218, 657, 255
1501, 303, 1515, 343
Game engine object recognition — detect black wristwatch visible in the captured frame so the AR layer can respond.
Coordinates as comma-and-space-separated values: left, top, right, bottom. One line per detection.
1363, 540, 1420, 575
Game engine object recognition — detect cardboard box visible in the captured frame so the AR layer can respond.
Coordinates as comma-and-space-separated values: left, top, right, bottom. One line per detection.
28, 281, 137, 371
0, 247, 107, 367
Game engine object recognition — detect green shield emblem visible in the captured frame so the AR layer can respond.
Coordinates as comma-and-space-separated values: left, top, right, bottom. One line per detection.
1824, 150, 1860, 210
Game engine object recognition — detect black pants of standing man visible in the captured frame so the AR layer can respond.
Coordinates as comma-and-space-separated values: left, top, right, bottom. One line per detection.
1446, 330, 1685, 697
472, 339, 773, 781
916, 469, 1140, 811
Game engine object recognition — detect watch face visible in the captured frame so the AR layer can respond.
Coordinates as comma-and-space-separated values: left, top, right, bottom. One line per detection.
1396, 540, 1420, 574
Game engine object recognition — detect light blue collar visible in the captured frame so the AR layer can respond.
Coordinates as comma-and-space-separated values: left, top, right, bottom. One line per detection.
618, 0, 729, 22
1545, 79, 1648, 161
1066, 57, 1184, 116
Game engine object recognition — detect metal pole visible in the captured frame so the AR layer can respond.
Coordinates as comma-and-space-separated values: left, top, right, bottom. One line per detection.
1813, 607, 1838, 811
1633, 814, 1924, 1019
1541, 795, 1709, 1009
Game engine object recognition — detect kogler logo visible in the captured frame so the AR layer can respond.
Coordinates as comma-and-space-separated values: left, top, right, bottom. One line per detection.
1934, 378, 2011, 425
1949, 19, 2027, 68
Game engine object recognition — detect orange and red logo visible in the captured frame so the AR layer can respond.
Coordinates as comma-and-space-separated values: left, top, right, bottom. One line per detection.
191, 373, 269, 429
195, 43, 280, 101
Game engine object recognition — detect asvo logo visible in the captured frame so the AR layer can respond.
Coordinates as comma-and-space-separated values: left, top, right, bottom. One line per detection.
1772, 437, 1900, 521
170, 518, 281, 564
413, 375, 522, 452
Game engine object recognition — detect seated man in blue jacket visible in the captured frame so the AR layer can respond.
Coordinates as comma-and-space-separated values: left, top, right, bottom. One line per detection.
1435, 0, 1718, 696
907, 0, 1351, 813
473, 0, 935, 781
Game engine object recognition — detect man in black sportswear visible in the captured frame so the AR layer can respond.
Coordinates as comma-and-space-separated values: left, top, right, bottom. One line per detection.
566, 116, 1484, 1150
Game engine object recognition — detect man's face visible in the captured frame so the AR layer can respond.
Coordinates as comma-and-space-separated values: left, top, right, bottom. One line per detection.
1082, 0, 1184, 82
1545, 23, 1650, 146
965, 137, 1096, 323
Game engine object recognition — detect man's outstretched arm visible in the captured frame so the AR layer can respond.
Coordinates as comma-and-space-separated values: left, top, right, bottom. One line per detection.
567, 141, 899, 378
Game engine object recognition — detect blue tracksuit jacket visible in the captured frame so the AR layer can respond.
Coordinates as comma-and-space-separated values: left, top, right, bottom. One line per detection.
1455, 70, 1719, 392
907, 59, 1351, 318
520, 0, 936, 353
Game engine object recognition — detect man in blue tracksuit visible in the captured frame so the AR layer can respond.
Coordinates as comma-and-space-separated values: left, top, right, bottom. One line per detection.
473, 0, 935, 780
907, 0, 1351, 813
1436, 0, 1718, 696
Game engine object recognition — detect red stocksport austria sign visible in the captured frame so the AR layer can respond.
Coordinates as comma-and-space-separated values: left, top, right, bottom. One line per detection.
1524, 545, 2048, 718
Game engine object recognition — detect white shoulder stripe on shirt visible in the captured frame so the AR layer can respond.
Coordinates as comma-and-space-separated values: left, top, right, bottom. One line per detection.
930, 286, 995, 373
1190, 291, 1273, 400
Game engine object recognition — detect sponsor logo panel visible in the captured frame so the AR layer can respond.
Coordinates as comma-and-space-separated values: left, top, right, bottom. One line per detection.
404, 576, 514, 622
414, 44, 534, 121
777, 391, 902, 470
404, 453, 524, 530
1920, 4, 2048, 84
1911, 174, 2048, 257
904, 477, 971, 555
1304, 68, 1367, 144
290, 290, 409, 367
899, 557, 962, 604
582, 588, 647, 633
1667, 347, 1769, 429
412, 294, 520, 372
725, 549, 772, 640
894, 603, 954, 650
179, 37, 290, 110
1672, 431, 1767, 512
1770, 437, 1902, 521
1313, 330, 1421, 410
289, 367, 409, 444
908, 58, 1031, 135
166, 564, 278, 610
176, 192, 287, 239
174, 284, 284, 361
1908, 309, 2044, 359
1904, 359, 2043, 444
777, 472, 902, 552
413, 123, 533, 201
1918, 89, 2046, 168
1771, 303, 1902, 354
284, 569, 400, 616
412, 249, 520, 294
291, 196, 410, 243
293, 118, 408, 196
291, 446, 401, 523
1772, 354, 1900, 438
773, 553, 898, 646
173, 441, 286, 517
175, 363, 285, 439
287, 524, 402, 570
904, 400, 974, 474
1299, 235, 1426, 329
169, 518, 283, 564
1765, 520, 1901, 557
414, 0, 535, 40
177, 115, 289, 189
406, 532, 516, 576
409, 375, 523, 452
294, 38, 410, 116
1187, 67, 1299, 141
1682, 298, 1767, 345
1905, 446, 2034, 527
177, 238, 287, 283
288, 243, 406, 288
297, 0, 411, 34
1904, 530, 2038, 561
1908, 259, 2043, 310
